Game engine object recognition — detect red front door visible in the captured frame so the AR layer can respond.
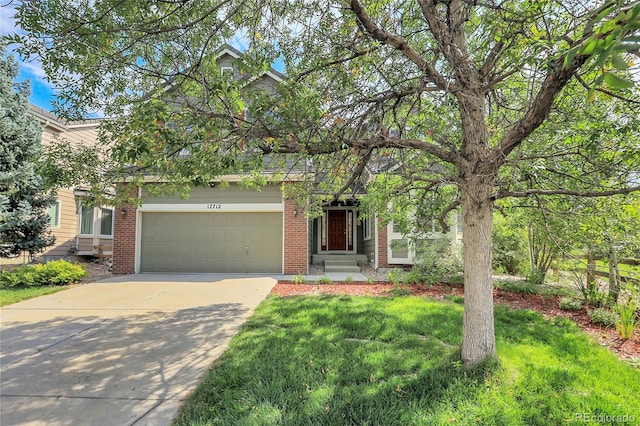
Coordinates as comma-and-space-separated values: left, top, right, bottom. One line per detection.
327, 210, 347, 250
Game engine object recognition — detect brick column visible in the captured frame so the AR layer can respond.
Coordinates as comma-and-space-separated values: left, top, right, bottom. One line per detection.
377, 218, 389, 268
283, 198, 308, 275
112, 185, 137, 275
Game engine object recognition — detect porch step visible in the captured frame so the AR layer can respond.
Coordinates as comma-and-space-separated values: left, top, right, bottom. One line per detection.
312, 254, 369, 265
324, 259, 360, 273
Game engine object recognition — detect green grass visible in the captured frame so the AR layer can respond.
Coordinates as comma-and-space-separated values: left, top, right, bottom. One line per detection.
0, 285, 69, 306
174, 295, 640, 426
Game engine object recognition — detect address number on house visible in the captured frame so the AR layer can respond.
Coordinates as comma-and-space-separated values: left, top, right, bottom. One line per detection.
207, 203, 222, 209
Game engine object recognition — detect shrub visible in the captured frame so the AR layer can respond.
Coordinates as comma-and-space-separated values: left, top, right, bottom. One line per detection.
540, 286, 575, 298
386, 268, 406, 284
573, 272, 610, 307
413, 236, 463, 285
444, 294, 465, 304
36, 260, 86, 285
366, 276, 374, 284
558, 297, 582, 311
0, 260, 86, 288
588, 308, 619, 328
445, 274, 464, 286
616, 302, 638, 339
292, 274, 306, 284
387, 284, 412, 297
495, 280, 537, 295
344, 275, 353, 283
404, 268, 427, 285
492, 214, 527, 275
318, 276, 332, 284
525, 270, 545, 286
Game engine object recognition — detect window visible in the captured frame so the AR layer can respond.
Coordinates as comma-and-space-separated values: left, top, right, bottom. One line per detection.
221, 66, 234, 79
80, 205, 94, 235
100, 208, 114, 236
47, 200, 61, 228
362, 214, 372, 241
457, 211, 463, 233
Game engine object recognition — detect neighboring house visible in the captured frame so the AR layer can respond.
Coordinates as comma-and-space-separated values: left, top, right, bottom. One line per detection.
112, 46, 462, 275
30, 105, 114, 260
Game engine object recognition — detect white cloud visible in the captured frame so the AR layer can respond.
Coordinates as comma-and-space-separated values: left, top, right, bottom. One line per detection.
1, 1, 48, 81
0, 1, 20, 36
19, 58, 48, 79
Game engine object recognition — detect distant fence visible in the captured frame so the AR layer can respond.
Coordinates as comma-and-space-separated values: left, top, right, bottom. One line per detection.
574, 255, 639, 284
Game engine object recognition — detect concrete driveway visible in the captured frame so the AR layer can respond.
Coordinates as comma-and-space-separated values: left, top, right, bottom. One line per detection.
0, 274, 276, 426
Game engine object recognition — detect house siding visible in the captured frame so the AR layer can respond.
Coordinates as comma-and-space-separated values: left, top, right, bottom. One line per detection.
41, 188, 78, 258
34, 109, 103, 260
141, 184, 281, 204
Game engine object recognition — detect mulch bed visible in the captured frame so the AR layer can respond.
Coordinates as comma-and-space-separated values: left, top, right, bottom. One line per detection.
272, 282, 640, 364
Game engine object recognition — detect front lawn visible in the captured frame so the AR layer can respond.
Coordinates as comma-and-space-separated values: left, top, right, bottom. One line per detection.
0, 285, 69, 307
174, 295, 640, 425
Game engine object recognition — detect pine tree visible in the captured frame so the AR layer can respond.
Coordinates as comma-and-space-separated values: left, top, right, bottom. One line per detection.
0, 46, 55, 259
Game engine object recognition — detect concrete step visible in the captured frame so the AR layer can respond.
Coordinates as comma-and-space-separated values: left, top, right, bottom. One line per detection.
312, 254, 369, 264
324, 260, 360, 273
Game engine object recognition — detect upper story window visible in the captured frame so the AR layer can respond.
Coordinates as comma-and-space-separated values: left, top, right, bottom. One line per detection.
221, 66, 234, 79
47, 200, 61, 228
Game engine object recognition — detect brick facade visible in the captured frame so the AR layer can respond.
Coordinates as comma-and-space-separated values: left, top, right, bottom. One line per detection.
112, 206, 137, 274
112, 186, 309, 275
112, 204, 137, 274
283, 198, 309, 275
377, 218, 389, 268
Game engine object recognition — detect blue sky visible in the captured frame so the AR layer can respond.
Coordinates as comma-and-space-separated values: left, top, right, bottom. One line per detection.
1, 2, 56, 111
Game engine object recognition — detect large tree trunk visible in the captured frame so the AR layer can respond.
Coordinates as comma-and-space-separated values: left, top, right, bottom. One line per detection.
460, 180, 496, 366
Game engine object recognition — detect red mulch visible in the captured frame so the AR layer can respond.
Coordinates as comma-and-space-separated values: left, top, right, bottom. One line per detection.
272, 282, 640, 363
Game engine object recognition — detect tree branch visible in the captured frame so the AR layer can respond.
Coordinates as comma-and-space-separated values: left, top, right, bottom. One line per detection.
497, 186, 640, 199
574, 73, 640, 105
348, 0, 454, 92
327, 146, 374, 204
437, 199, 461, 233
490, 53, 589, 165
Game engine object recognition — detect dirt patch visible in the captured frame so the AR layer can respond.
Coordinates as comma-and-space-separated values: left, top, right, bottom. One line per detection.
81, 258, 113, 282
272, 282, 640, 364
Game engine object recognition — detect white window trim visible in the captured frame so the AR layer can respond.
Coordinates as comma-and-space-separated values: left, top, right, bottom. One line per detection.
48, 200, 61, 229
79, 205, 115, 238
79, 205, 95, 236
99, 207, 115, 238
221, 66, 234, 78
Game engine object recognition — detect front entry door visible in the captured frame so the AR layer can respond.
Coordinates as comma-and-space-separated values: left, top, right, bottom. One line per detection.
327, 210, 347, 250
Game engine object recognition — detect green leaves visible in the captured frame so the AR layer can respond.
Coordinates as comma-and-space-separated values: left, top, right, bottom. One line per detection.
0, 46, 56, 258
603, 71, 635, 89
564, 1, 640, 92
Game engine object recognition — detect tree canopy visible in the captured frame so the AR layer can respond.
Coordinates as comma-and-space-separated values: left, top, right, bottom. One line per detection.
9, 0, 640, 365
0, 45, 55, 259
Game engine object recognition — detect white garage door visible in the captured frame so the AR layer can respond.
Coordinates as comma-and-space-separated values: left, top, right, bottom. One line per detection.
140, 212, 283, 273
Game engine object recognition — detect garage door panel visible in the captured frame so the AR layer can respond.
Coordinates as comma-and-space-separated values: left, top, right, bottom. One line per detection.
140, 212, 283, 273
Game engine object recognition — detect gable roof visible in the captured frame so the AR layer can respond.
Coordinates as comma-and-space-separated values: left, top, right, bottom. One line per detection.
216, 44, 285, 84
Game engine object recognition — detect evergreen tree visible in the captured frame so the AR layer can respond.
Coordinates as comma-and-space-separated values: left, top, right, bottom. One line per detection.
0, 46, 55, 259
